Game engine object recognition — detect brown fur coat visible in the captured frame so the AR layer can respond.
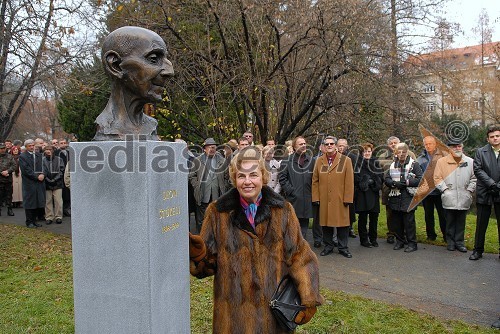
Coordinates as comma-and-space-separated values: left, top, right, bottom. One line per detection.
191, 186, 323, 334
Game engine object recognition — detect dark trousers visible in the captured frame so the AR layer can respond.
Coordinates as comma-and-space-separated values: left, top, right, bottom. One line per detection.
392, 210, 417, 247
474, 203, 500, 253
0, 182, 13, 208
358, 212, 379, 243
349, 203, 356, 231
37, 207, 45, 220
312, 205, 323, 243
195, 202, 210, 234
385, 205, 394, 237
62, 186, 71, 214
422, 195, 447, 239
25, 208, 38, 226
298, 218, 309, 239
445, 209, 467, 247
323, 226, 349, 251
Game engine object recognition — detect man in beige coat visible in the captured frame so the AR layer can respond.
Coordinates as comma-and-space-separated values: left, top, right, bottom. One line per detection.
434, 140, 476, 253
312, 136, 354, 258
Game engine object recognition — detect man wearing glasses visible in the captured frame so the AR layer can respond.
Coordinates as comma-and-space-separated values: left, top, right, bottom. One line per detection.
312, 136, 354, 258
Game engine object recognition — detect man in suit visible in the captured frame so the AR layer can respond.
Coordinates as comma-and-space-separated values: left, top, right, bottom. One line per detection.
417, 135, 447, 241
279, 136, 315, 239
470, 124, 500, 260
57, 138, 71, 217
189, 138, 228, 233
18, 139, 46, 228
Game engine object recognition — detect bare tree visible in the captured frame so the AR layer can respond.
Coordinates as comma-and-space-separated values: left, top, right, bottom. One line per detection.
0, 0, 102, 141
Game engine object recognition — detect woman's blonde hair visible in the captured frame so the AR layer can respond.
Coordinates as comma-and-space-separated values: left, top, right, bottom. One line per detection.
229, 147, 270, 186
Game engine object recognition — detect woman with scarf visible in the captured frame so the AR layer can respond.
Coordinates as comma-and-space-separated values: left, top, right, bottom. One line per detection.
354, 143, 383, 248
189, 146, 322, 333
384, 143, 423, 252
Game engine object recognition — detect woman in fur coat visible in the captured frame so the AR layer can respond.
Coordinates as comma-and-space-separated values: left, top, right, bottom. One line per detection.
189, 147, 323, 334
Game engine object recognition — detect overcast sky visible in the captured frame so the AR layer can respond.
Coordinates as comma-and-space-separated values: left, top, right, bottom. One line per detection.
444, 0, 500, 47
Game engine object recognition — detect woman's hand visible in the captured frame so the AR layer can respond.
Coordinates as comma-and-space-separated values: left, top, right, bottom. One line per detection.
189, 232, 206, 262
294, 305, 317, 325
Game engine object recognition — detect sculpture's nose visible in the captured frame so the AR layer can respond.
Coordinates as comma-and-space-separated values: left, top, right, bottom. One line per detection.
161, 59, 174, 77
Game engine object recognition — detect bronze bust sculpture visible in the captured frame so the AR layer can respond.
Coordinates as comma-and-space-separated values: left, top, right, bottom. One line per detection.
93, 26, 174, 141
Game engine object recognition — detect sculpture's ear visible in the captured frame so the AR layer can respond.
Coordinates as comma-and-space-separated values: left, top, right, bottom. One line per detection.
103, 50, 123, 79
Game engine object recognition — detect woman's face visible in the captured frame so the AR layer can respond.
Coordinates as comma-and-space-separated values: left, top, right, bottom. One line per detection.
264, 149, 274, 161
236, 160, 263, 203
396, 149, 408, 162
11, 146, 19, 155
363, 147, 372, 159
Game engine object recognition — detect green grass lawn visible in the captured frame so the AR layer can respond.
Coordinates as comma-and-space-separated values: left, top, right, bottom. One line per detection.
1, 224, 497, 333
351, 205, 499, 254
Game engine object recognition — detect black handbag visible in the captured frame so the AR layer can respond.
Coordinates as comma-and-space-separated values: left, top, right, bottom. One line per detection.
269, 275, 305, 331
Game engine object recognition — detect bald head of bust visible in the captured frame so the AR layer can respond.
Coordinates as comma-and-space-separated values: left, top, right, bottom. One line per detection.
101, 26, 174, 102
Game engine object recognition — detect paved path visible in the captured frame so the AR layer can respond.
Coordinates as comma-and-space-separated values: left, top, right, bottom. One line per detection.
1, 207, 499, 327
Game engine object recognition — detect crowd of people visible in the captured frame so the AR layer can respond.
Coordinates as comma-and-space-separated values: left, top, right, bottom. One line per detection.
187, 125, 500, 261
0, 138, 71, 227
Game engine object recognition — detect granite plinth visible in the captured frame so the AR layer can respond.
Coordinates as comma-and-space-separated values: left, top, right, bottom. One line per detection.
70, 141, 190, 334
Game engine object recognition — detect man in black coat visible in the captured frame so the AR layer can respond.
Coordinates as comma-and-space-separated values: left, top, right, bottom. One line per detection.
0, 143, 16, 216
470, 124, 500, 260
279, 136, 314, 239
18, 139, 46, 228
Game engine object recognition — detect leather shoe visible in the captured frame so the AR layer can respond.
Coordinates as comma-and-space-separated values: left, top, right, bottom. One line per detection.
46, 220, 53, 225
386, 236, 395, 244
7, 208, 14, 216
492, 318, 500, 329
456, 245, 467, 253
404, 246, 417, 253
393, 243, 404, 250
469, 251, 482, 260
339, 250, 352, 258
55, 219, 62, 224
446, 245, 455, 251
360, 241, 372, 248
320, 248, 334, 256
27, 223, 36, 228
313, 241, 322, 248
33, 222, 42, 227
370, 241, 379, 247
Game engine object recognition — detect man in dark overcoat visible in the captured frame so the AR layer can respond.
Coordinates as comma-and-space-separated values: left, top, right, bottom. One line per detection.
189, 138, 228, 233
0, 143, 16, 216
470, 124, 500, 260
18, 139, 46, 228
279, 136, 314, 238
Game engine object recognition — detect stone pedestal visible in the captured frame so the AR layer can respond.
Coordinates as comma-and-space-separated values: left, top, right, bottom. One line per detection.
70, 141, 190, 334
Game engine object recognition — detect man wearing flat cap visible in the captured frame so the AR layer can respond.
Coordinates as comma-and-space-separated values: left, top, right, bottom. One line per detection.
433, 140, 476, 253
189, 138, 228, 233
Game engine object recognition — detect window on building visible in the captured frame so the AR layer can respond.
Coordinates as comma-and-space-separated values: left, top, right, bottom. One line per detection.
474, 100, 483, 109
426, 103, 436, 112
423, 84, 435, 93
